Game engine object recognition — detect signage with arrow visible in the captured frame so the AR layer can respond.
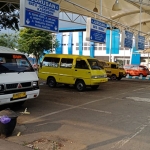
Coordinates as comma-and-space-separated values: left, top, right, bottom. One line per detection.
20, 0, 59, 33
86, 17, 107, 43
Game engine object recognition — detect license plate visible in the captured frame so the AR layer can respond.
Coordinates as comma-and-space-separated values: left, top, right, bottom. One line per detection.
13, 92, 26, 100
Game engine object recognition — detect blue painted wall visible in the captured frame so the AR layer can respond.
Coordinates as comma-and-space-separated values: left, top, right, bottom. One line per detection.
90, 42, 95, 58
106, 29, 120, 54
68, 32, 73, 54
56, 33, 63, 54
79, 32, 83, 56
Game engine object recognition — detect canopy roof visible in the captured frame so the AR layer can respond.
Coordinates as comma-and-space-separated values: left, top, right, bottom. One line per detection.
1, 0, 150, 37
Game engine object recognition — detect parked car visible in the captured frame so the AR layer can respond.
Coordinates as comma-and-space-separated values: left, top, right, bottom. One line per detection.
98, 60, 126, 80
124, 64, 149, 77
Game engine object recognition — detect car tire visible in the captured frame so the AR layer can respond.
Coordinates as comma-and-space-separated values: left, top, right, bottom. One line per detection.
47, 77, 56, 88
110, 75, 117, 80
75, 80, 86, 92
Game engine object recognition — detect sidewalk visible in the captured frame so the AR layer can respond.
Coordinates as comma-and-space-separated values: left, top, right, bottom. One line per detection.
0, 139, 31, 150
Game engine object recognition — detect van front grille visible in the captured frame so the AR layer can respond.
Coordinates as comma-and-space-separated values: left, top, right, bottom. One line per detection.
6, 82, 32, 90
21, 82, 32, 87
6, 83, 18, 89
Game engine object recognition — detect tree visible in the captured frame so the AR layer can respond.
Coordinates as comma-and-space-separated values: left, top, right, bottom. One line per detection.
18, 28, 59, 64
0, 33, 18, 49
0, 2, 19, 31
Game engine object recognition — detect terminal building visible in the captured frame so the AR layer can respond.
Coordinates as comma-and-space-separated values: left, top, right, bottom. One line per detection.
54, 27, 150, 67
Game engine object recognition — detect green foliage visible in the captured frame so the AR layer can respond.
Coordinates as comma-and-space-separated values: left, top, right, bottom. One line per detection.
18, 28, 59, 63
0, 33, 18, 49
0, 2, 19, 31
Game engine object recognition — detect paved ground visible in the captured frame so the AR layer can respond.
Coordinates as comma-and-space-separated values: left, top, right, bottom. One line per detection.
1, 78, 150, 150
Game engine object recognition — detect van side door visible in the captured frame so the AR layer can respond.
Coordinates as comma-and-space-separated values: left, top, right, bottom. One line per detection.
59, 58, 74, 84
38, 57, 60, 81
73, 59, 91, 85
110, 64, 119, 77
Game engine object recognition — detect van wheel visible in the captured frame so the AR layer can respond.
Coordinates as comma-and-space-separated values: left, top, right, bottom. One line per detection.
47, 77, 56, 88
110, 75, 117, 80
75, 80, 85, 92
91, 85, 99, 90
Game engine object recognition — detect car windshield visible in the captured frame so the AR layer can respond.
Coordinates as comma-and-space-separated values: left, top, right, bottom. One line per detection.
97, 61, 108, 69
0, 54, 34, 73
87, 59, 103, 70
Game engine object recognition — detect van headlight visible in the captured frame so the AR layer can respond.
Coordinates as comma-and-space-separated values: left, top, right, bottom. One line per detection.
91, 74, 107, 79
32, 81, 38, 87
104, 74, 107, 78
91, 75, 99, 79
0, 85, 4, 91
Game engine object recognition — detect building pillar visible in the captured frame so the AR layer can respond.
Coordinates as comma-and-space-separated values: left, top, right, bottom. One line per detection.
131, 47, 140, 65
56, 33, 63, 54
106, 29, 120, 55
79, 32, 83, 56
68, 32, 73, 54
90, 42, 95, 58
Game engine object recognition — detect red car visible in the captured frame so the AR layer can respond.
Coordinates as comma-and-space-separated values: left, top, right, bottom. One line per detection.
124, 65, 149, 77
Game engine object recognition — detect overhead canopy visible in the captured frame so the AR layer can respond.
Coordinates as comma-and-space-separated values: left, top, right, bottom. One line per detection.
1, 0, 150, 37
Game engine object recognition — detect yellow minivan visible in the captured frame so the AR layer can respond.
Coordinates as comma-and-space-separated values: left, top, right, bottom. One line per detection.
38, 54, 108, 91
98, 60, 126, 80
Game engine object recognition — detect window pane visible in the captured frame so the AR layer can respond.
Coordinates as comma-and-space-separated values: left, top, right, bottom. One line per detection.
98, 47, 102, 50
111, 64, 116, 68
60, 58, 73, 68
76, 47, 79, 50
84, 42, 87, 46
75, 60, 89, 69
84, 47, 87, 50
43, 57, 60, 67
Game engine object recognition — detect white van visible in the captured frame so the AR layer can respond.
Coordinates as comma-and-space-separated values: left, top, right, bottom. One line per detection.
0, 46, 40, 106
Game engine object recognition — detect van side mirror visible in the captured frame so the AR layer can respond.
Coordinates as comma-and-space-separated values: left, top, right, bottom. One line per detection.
40, 62, 42, 68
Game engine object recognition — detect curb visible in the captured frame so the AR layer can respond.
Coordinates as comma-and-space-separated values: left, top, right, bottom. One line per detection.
126, 76, 150, 80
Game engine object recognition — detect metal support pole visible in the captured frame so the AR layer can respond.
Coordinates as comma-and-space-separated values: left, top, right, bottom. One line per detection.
100, 0, 102, 16
148, 52, 149, 68
124, 48, 125, 65
109, 26, 112, 62
130, 48, 133, 64
139, 0, 142, 33
52, 34, 53, 52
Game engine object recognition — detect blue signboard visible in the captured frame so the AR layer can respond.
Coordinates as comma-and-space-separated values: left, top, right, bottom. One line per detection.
86, 17, 107, 43
20, 0, 59, 33
135, 35, 145, 50
121, 30, 133, 49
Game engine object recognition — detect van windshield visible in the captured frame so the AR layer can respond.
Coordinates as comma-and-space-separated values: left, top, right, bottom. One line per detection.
0, 54, 34, 73
87, 59, 103, 70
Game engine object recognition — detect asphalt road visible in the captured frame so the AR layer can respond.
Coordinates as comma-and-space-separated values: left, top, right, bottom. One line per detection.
2, 79, 150, 150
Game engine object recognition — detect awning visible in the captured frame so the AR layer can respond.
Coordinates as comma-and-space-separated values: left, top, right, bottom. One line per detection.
1, 0, 150, 37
